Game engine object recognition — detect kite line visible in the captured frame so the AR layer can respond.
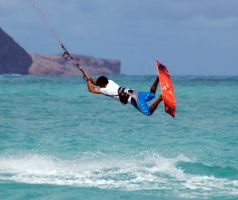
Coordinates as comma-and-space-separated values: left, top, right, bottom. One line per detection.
28, 0, 88, 80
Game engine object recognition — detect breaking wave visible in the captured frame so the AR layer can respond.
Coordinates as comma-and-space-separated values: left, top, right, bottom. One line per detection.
0, 152, 237, 198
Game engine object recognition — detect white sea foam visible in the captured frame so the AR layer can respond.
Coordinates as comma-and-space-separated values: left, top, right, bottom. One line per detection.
0, 152, 237, 198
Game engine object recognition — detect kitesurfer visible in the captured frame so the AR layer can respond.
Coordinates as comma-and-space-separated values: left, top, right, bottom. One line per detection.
84, 73, 163, 116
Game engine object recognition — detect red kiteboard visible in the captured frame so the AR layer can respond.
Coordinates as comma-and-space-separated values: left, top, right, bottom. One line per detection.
157, 60, 176, 117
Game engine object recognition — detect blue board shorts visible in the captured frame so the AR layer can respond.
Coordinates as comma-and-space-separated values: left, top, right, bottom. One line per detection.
131, 92, 155, 115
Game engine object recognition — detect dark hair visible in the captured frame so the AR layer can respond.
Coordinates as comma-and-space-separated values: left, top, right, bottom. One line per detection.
96, 76, 108, 87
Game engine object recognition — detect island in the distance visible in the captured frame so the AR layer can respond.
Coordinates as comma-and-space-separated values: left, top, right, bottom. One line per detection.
0, 27, 120, 75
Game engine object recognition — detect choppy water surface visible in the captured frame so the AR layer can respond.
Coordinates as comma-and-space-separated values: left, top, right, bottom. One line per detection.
0, 75, 237, 200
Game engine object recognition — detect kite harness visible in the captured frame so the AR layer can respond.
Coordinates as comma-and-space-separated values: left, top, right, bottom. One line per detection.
28, 0, 88, 81
118, 87, 134, 104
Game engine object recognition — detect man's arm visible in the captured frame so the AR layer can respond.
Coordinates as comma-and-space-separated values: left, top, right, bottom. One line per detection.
83, 72, 101, 94
87, 79, 101, 94
88, 77, 97, 85
84, 72, 97, 86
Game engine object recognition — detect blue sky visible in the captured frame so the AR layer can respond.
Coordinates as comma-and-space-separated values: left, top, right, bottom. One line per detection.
0, 0, 238, 75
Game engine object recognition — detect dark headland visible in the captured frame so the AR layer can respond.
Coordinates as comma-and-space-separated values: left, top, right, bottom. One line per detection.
0, 27, 120, 75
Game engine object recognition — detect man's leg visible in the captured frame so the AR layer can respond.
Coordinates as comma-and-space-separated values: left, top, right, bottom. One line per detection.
149, 95, 163, 115
150, 77, 159, 94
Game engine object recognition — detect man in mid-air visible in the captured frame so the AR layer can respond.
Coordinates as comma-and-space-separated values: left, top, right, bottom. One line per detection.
83, 72, 163, 116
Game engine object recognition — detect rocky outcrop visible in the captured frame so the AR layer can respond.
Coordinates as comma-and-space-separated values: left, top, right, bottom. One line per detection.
0, 27, 121, 75
0, 28, 32, 74
29, 54, 120, 75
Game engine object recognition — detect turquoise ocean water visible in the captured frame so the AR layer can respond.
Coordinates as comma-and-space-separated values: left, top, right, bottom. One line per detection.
0, 74, 237, 200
